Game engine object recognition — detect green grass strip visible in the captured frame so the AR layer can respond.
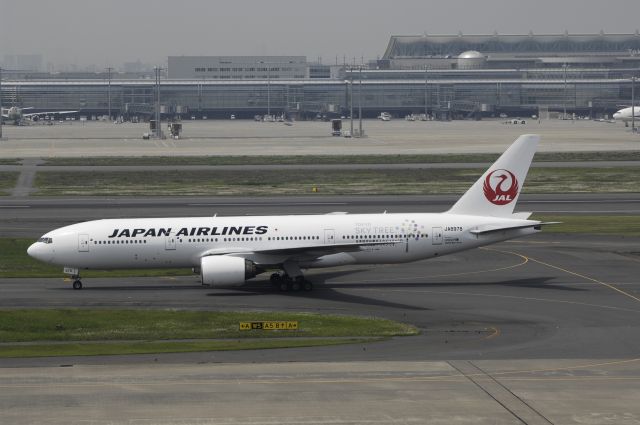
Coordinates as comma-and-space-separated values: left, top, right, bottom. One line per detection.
531, 215, 640, 237
39, 151, 640, 166
0, 159, 22, 165
0, 309, 416, 357
33, 167, 640, 196
0, 309, 417, 342
0, 171, 19, 195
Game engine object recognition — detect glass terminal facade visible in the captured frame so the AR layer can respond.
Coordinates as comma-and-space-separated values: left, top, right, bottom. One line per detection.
1, 33, 638, 120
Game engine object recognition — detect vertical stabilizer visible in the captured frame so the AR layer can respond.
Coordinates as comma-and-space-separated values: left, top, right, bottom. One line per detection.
447, 134, 539, 217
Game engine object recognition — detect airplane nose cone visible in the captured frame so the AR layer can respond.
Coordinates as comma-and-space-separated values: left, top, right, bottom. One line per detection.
613, 113, 620, 119
27, 243, 38, 258
27, 242, 53, 263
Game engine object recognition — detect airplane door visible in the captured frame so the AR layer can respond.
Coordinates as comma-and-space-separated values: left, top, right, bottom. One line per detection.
324, 229, 335, 244
165, 233, 176, 250
78, 234, 90, 252
432, 227, 443, 245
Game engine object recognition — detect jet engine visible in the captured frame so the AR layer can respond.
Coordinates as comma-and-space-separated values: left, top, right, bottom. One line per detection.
200, 255, 257, 287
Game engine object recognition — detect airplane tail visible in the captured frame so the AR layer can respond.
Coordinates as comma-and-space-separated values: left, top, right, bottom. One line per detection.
447, 134, 539, 218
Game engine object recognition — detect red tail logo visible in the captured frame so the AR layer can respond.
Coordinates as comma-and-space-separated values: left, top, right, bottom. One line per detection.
483, 169, 519, 205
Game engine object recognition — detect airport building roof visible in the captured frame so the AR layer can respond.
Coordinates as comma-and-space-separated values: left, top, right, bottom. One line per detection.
383, 32, 640, 58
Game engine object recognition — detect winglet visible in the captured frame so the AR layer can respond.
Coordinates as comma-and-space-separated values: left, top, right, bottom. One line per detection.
447, 134, 539, 218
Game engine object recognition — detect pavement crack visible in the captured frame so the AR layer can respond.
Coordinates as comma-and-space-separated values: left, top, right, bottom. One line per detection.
447, 360, 555, 425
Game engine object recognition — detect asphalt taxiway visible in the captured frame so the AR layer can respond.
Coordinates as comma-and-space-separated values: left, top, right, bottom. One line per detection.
1, 195, 639, 424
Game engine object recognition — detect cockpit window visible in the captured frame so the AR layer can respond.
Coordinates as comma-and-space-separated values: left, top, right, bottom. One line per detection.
37, 237, 53, 244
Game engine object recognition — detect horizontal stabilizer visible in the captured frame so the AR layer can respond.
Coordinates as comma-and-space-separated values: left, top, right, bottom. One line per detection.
470, 221, 561, 235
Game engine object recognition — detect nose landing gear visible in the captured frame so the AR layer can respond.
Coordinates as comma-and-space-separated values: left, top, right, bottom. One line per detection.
63, 268, 83, 290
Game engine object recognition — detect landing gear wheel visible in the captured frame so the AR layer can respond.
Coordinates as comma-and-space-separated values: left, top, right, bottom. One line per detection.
303, 280, 313, 291
270, 273, 282, 286
291, 280, 302, 292
279, 281, 290, 292
72, 280, 83, 290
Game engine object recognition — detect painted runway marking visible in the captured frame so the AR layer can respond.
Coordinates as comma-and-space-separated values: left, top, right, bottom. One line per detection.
524, 255, 640, 304
368, 287, 640, 314
332, 249, 528, 284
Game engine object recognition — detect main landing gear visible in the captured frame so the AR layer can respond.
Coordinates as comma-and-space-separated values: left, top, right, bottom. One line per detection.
270, 273, 313, 292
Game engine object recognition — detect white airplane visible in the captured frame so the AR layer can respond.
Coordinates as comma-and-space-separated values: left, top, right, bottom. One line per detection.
378, 112, 391, 121
28, 134, 555, 291
1, 106, 78, 124
612, 106, 640, 126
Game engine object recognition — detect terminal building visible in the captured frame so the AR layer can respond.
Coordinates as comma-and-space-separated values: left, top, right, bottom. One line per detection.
167, 56, 308, 80
1, 33, 639, 120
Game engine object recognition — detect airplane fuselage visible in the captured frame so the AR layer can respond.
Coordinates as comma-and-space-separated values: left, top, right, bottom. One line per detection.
1, 106, 23, 122
29, 213, 537, 272
613, 106, 640, 122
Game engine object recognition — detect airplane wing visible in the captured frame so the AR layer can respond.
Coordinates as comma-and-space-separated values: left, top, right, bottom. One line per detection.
23, 110, 78, 118
199, 240, 404, 265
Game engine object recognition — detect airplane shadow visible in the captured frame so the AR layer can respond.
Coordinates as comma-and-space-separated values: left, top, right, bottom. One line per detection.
49, 271, 582, 312
318, 276, 585, 292
206, 275, 581, 311
52, 284, 206, 291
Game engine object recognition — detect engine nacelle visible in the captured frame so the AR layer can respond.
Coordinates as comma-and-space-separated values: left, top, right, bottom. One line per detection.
200, 255, 257, 287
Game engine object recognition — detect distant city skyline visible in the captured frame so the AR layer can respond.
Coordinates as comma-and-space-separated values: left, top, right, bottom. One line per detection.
1, 0, 639, 70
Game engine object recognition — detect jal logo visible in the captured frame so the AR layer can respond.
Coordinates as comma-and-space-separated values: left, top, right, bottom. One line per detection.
483, 169, 519, 205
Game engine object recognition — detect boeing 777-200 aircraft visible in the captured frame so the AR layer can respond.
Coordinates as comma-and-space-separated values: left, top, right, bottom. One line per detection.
28, 134, 554, 291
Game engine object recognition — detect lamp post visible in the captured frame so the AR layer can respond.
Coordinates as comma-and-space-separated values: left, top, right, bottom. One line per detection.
106, 67, 113, 121
154, 67, 163, 139
349, 67, 354, 137
0, 67, 3, 140
257, 61, 273, 118
424, 65, 429, 119
563, 63, 568, 120
632, 75, 636, 133
358, 66, 363, 137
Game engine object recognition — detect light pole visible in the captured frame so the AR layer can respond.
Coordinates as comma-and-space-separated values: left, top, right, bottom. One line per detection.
257, 61, 273, 118
424, 65, 429, 119
632, 75, 636, 133
154, 67, 163, 139
563, 63, 568, 120
106, 67, 113, 121
358, 66, 363, 137
0, 67, 3, 140
349, 68, 354, 137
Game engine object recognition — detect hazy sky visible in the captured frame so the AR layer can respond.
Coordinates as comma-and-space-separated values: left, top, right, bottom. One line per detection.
2, 0, 639, 69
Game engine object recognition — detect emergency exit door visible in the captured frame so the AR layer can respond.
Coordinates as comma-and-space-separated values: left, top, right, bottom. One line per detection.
78, 234, 90, 252
432, 227, 443, 245
324, 229, 335, 244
